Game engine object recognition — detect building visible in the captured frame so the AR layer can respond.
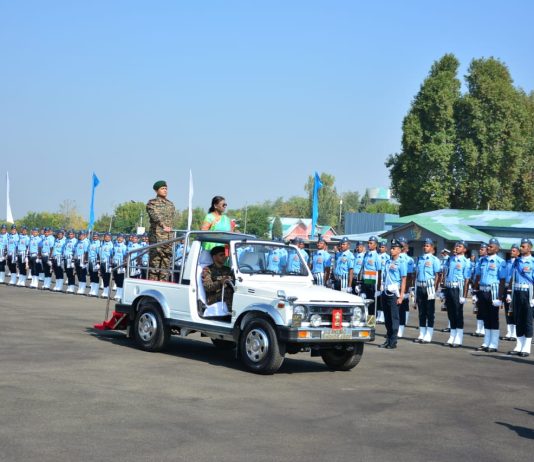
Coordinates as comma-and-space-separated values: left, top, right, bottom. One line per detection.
269, 217, 337, 242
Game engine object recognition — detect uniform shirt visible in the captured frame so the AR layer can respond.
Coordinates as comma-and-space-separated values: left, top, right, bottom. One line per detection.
17, 234, 30, 255
401, 253, 415, 274
140, 241, 149, 266
75, 238, 90, 259
99, 241, 114, 264
311, 249, 331, 274
334, 249, 355, 277
63, 237, 77, 259
286, 248, 305, 273
362, 249, 381, 284
298, 248, 309, 264
88, 239, 101, 263
353, 251, 365, 279
378, 251, 391, 271
7, 233, 19, 256
507, 255, 534, 285
41, 235, 55, 256
52, 237, 66, 259
382, 256, 408, 289
266, 247, 288, 274
29, 235, 42, 256
0, 232, 9, 255
112, 241, 128, 266
445, 255, 471, 283
416, 253, 441, 282
476, 255, 506, 286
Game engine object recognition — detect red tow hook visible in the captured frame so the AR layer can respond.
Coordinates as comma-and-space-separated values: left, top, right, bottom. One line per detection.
94, 311, 128, 331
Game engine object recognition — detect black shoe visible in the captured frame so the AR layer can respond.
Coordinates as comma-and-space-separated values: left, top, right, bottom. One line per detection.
507, 351, 520, 356
519, 352, 530, 357
441, 328, 451, 333
450, 344, 460, 348
443, 342, 452, 347
379, 341, 390, 348
487, 348, 497, 353
476, 346, 488, 352
386, 343, 397, 349
413, 338, 422, 343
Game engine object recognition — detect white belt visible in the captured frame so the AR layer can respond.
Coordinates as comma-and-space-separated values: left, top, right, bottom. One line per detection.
513, 283, 531, 291
445, 282, 459, 288
479, 285, 492, 292
416, 281, 428, 287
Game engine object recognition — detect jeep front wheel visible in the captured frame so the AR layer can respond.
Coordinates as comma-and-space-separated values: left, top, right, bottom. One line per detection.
320, 343, 363, 371
133, 302, 170, 352
240, 318, 284, 374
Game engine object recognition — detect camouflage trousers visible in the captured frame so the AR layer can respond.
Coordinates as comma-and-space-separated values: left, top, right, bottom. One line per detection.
148, 243, 172, 281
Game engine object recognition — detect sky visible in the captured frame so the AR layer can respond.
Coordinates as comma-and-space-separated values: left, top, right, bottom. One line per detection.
1, 0, 533, 221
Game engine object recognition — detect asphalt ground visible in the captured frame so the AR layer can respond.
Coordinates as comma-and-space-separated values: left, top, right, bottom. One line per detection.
1, 284, 533, 462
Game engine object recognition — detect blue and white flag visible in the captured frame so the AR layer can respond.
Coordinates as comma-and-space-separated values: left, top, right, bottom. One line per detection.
88, 173, 100, 231
6, 172, 14, 223
187, 170, 194, 231
311, 172, 323, 239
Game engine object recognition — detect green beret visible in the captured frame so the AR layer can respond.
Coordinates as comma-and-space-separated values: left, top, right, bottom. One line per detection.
153, 180, 167, 191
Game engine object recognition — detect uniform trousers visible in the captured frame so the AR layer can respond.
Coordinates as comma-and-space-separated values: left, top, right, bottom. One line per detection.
64, 262, 76, 286
503, 297, 514, 325
362, 283, 377, 316
0, 256, 6, 273
114, 269, 125, 289
416, 286, 435, 328
381, 292, 400, 345
149, 243, 172, 281
17, 255, 28, 276
478, 290, 499, 330
333, 274, 350, 292
29, 256, 39, 277
8, 255, 17, 275
35, 259, 43, 275
41, 256, 52, 278
513, 291, 533, 338
75, 261, 87, 284
399, 297, 409, 325
313, 272, 325, 286
444, 287, 464, 329
88, 262, 100, 284
52, 259, 64, 279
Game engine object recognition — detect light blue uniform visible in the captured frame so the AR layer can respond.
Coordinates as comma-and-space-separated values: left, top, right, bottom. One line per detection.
0, 231, 8, 259
99, 241, 114, 272
52, 237, 66, 260
507, 255, 534, 286
476, 255, 506, 301
75, 238, 90, 260
7, 232, 19, 258
286, 249, 305, 273
41, 235, 55, 256
353, 251, 365, 280
112, 241, 128, 268
63, 237, 77, 267
29, 235, 42, 257
311, 249, 331, 274
88, 239, 101, 263
382, 256, 407, 293
416, 254, 441, 283
17, 234, 30, 257
445, 255, 471, 284
266, 247, 288, 274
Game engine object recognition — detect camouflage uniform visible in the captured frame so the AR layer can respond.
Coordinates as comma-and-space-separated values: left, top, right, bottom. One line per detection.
202, 264, 234, 309
146, 196, 175, 281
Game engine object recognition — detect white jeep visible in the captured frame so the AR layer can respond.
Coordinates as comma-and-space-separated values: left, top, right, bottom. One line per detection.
113, 231, 375, 374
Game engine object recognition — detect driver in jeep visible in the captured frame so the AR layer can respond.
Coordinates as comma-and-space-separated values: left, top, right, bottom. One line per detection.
202, 246, 234, 310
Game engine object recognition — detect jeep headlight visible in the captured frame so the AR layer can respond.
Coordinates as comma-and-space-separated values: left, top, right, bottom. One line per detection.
293, 305, 308, 321
310, 314, 322, 327
351, 306, 365, 327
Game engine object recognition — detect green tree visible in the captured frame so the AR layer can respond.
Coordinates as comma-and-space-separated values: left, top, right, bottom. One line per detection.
513, 91, 534, 210
364, 201, 400, 214
386, 53, 461, 215
304, 172, 339, 227
244, 205, 270, 238
93, 214, 113, 233
358, 191, 371, 212
455, 58, 530, 210
18, 212, 65, 230
57, 200, 87, 229
111, 201, 149, 233
272, 216, 283, 239
174, 207, 205, 231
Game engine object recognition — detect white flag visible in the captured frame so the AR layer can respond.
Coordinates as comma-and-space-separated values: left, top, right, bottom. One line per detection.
6, 172, 14, 223
187, 169, 194, 231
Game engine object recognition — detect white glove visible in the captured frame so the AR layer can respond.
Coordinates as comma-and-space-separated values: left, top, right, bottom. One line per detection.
375, 290, 381, 297
47, 260, 53, 267
360, 293, 367, 300
81, 264, 87, 269
36, 259, 41, 264
530, 299, 534, 308
403, 294, 410, 300
459, 297, 465, 304
344, 287, 353, 293
492, 299, 502, 307
94, 264, 100, 271
505, 294, 512, 304
472, 295, 478, 304
70, 262, 75, 269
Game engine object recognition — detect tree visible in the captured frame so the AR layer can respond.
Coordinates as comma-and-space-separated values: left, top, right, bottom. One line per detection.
111, 201, 149, 233
244, 205, 270, 238
272, 216, 283, 239
364, 201, 400, 214
18, 212, 65, 230
386, 53, 461, 215
358, 191, 371, 212
455, 58, 530, 210
174, 207, 205, 231
304, 172, 339, 227
57, 199, 87, 229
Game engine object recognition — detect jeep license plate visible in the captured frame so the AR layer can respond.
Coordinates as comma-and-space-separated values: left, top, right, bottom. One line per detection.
321, 329, 352, 340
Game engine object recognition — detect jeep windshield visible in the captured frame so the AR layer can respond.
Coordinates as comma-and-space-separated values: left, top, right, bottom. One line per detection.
235, 243, 309, 276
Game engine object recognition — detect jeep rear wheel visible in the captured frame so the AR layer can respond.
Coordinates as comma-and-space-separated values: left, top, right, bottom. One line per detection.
133, 302, 170, 352
320, 343, 363, 371
240, 318, 284, 374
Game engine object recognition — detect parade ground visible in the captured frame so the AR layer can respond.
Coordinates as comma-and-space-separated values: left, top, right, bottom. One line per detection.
1, 285, 533, 462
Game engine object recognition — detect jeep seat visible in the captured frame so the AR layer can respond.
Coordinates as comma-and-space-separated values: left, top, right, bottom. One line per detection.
196, 250, 231, 320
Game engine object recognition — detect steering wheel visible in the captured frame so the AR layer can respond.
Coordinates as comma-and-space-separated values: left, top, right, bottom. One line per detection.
239, 264, 254, 272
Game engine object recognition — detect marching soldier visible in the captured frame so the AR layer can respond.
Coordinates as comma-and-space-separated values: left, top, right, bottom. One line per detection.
352, 241, 365, 294
87, 232, 101, 296
474, 238, 506, 352
0, 224, 8, 283
28, 228, 42, 289
75, 230, 90, 295
377, 240, 391, 323
311, 238, 331, 286
361, 236, 382, 317
99, 232, 114, 299
398, 237, 415, 338
146, 180, 175, 281
442, 241, 471, 348
63, 230, 78, 294
16, 226, 30, 287
112, 233, 128, 301
379, 239, 407, 349
414, 238, 441, 344
507, 238, 533, 357
51, 230, 66, 291
128, 234, 142, 278
471, 243, 488, 337
40, 228, 55, 290
332, 237, 354, 292
502, 244, 520, 341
